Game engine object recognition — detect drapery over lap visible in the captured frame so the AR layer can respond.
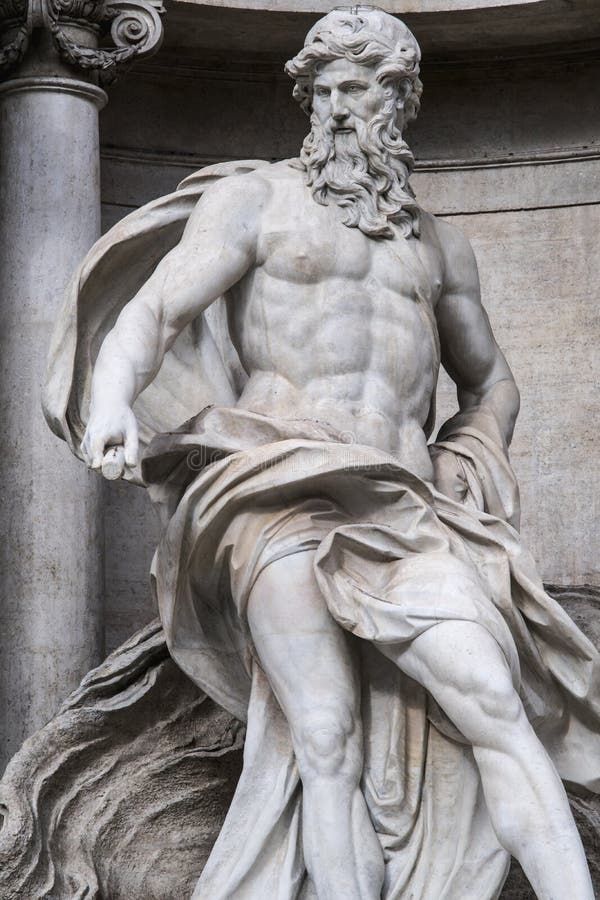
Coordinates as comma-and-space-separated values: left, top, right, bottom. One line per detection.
142, 406, 600, 900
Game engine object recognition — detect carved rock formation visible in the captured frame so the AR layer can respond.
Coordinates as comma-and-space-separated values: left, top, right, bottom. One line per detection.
0, 622, 243, 899
0, 587, 598, 898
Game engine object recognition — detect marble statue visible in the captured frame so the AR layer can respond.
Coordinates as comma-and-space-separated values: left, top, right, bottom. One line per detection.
42, 6, 600, 899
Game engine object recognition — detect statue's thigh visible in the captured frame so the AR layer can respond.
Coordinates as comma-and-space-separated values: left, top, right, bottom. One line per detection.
247, 550, 360, 722
393, 619, 522, 743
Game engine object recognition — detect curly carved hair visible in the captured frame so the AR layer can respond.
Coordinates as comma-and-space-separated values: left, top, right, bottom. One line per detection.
285, 7, 423, 125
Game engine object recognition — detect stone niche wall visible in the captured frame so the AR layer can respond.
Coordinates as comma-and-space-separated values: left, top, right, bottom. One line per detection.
98, 44, 600, 651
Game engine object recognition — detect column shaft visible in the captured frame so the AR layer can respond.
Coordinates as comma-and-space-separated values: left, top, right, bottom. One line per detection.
0, 76, 107, 771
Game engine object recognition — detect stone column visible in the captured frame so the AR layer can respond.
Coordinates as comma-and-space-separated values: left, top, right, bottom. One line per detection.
0, 0, 163, 772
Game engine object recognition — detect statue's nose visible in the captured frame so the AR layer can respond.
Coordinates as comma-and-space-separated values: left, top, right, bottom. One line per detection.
331, 92, 349, 120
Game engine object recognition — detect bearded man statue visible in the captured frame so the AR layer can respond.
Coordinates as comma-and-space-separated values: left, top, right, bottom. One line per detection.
43, 6, 600, 899
287, 14, 422, 240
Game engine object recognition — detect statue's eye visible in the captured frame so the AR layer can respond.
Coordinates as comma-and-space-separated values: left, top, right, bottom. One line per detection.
314, 86, 330, 97
346, 84, 366, 94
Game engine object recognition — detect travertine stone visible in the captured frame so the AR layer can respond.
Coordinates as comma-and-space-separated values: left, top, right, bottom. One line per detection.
0, 74, 106, 772
0, 621, 244, 899
160, 0, 600, 60
0, 0, 164, 82
0, 0, 165, 773
434, 204, 600, 584
96, 45, 600, 623
185, 0, 546, 9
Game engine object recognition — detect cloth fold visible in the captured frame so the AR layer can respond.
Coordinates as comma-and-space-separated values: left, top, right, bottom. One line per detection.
42, 161, 271, 484
142, 405, 600, 899
41, 155, 598, 897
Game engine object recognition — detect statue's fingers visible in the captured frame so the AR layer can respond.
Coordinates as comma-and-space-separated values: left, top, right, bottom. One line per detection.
124, 423, 139, 468
90, 434, 108, 469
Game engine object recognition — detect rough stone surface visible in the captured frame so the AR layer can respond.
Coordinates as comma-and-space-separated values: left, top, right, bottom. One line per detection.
102, 479, 161, 654
0, 588, 597, 898
0, 0, 164, 770
490, 585, 600, 897
0, 73, 106, 774
435, 203, 600, 586
186, 1, 544, 10
0, 621, 243, 899
161, 0, 600, 60
45, 4, 598, 886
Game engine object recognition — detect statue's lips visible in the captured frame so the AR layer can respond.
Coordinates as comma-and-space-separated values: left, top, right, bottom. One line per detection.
333, 127, 353, 134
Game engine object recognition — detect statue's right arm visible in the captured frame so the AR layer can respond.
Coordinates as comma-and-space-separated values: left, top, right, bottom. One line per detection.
82, 174, 268, 472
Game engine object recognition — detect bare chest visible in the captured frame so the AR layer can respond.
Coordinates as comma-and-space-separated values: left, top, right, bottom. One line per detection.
255, 199, 440, 305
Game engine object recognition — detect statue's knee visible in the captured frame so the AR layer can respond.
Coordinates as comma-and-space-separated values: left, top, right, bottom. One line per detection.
454, 662, 523, 740
477, 677, 521, 724
295, 707, 359, 782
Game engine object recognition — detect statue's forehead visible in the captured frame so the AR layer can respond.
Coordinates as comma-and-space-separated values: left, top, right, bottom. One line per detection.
313, 58, 378, 83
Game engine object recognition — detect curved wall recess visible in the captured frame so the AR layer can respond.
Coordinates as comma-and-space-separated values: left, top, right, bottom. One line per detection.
180, 0, 546, 11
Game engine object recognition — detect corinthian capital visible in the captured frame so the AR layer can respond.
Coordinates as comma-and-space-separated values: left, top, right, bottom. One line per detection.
0, 0, 164, 79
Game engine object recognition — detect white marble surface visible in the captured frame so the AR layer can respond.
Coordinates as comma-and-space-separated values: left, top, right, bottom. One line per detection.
42, 7, 600, 898
98, 40, 600, 596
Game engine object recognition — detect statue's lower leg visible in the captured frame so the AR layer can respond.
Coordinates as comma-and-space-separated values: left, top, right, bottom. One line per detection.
387, 620, 594, 899
247, 552, 384, 900
472, 726, 592, 899
300, 772, 385, 900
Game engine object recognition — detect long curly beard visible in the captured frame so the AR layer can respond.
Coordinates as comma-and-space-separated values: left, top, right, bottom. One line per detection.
300, 110, 420, 240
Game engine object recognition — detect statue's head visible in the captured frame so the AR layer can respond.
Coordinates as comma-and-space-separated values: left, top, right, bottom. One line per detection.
286, 7, 422, 126
285, 6, 422, 240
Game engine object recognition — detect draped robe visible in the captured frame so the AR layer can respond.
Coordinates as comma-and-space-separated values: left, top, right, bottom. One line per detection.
44, 161, 600, 899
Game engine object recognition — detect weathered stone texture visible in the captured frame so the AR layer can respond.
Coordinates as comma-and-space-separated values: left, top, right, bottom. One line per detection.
487, 585, 600, 897
0, 622, 243, 899
1, 588, 598, 898
434, 203, 600, 585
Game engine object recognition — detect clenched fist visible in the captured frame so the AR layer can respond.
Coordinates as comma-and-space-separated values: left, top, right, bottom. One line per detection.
81, 402, 139, 479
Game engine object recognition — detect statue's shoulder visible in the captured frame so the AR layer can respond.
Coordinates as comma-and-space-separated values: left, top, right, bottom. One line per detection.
179, 159, 303, 217
181, 158, 302, 191
263, 158, 305, 179
419, 209, 476, 267
229, 157, 305, 191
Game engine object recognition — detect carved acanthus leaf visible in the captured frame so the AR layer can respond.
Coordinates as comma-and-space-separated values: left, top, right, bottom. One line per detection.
0, 0, 31, 73
0, 21, 29, 70
0, 0, 27, 21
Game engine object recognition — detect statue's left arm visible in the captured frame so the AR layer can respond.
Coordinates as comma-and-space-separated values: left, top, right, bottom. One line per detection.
432, 218, 520, 497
